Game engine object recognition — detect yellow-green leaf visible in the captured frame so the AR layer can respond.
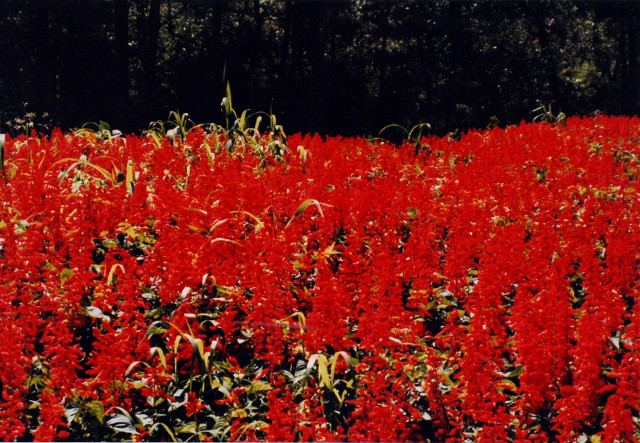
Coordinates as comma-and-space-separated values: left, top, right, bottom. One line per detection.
87, 401, 105, 424
60, 268, 74, 285
226, 82, 233, 114
149, 422, 177, 442
248, 380, 273, 394
323, 243, 340, 257
231, 210, 264, 233
107, 263, 125, 286
231, 408, 248, 419
126, 159, 134, 194
150, 347, 167, 369
52, 158, 114, 183
286, 198, 328, 228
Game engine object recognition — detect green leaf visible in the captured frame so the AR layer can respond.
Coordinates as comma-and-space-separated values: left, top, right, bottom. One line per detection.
379, 123, 407, 138
297, 145, 308, 162
107, 263, 125, 286
231, 210, 264, 233
508, 366, 524, 378
125, 360, 148, 377
167, 127, 179, 145
149, 422, 177, 442
150, 347, 167, 369
248, 380, 273, 394
332, 387, 348, 406
498, 379, 517, 393
60, 268, 74, 285
125, 158, 134, 195
87, 401, 105, 424
85, 306, 110, 322
168, 322, 208, 372
210, 237, 243, 248
408, 122, 431, 141
145, 320, 169, 336
177, 423, 197, 434
52, 158, 115, 183
277, 311, 307, 332
329, 351, 352, 386
307, 354, 331, 388
106, 408, 139, 434
226, 82, 233, 116
196, 337, 206, 371
65, 405, 80, 424
286, 199, 328, 228
323, 243, 340, 257
238, 109, 248, 131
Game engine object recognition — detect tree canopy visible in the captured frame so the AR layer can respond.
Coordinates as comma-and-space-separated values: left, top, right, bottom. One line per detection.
1, 0, 638, 136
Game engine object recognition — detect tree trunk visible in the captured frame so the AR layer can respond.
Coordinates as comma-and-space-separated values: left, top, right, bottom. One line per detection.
532, 1, 562, 107
114, 0, 130, 112
623, 3, 639, 115
141, 0, 161, 111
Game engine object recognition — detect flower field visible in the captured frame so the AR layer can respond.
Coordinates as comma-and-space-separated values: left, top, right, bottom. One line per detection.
1, 115, 640, 442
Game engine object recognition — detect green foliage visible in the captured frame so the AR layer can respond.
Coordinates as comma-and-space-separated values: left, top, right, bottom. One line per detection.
141, 84, 288, 171
3, 112, 53, 137
532, 102, 567, 126
376, 122, 432, 152
75, 121, 123, 141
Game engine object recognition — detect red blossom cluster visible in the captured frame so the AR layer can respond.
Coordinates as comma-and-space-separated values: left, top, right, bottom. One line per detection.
1, 116, 640, 441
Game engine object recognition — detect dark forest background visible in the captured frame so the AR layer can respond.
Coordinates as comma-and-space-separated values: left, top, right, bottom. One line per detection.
1, 0, 639, 137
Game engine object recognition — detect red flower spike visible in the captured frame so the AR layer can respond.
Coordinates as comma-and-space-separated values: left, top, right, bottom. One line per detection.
3, 118, 640, 440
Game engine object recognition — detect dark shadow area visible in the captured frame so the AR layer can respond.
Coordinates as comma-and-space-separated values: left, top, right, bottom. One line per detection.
1, 0, 638, 136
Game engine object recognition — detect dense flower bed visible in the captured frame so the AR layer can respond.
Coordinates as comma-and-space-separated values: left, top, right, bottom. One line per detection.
1, 116, 640, 442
